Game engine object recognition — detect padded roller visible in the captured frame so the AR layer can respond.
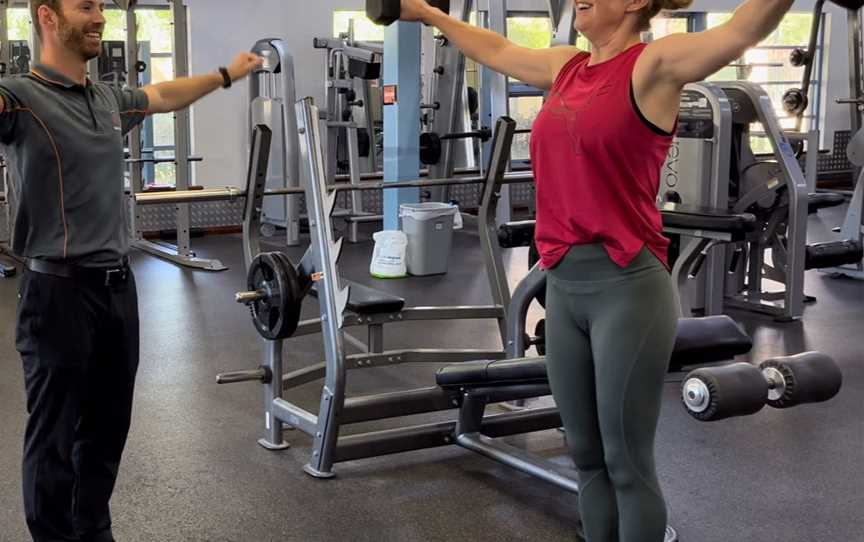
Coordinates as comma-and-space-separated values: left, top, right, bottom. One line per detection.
660, 203, 758, 234
681, 363, 768, 422
804, 240, 863, 270
759, 352, 843, 409
497, 220, 536, 248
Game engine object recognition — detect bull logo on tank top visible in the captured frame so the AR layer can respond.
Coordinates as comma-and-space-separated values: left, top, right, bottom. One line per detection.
541, 78, 615, 156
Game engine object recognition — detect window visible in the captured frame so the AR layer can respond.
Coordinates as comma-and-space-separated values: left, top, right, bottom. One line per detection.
7, 8, 30, 40
506, 15, 550, 162
706, 12, 820, 152
507, 16, 551, 49
648, 16, 688, 40
333, 10, 385, 41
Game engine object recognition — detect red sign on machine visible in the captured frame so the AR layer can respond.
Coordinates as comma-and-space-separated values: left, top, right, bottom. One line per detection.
383, 85, 398, 105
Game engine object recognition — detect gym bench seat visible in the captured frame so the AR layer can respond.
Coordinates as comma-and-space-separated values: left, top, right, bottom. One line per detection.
311, 279, 406, 315
436, 316, 752, 388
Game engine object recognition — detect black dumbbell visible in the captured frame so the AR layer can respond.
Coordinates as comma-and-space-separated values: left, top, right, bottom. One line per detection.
830, 0, 864, 10
782, 87, 809, 116
681, 352, 842, 422
366, 0, 451, 26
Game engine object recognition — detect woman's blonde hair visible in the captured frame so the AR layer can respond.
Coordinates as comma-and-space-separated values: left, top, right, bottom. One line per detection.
638, 0, 694, 31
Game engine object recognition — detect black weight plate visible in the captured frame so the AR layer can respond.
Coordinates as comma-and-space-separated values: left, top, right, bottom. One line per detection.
273, 252, 303, 339
534, 319, 546, 356
247, 252, 301, 340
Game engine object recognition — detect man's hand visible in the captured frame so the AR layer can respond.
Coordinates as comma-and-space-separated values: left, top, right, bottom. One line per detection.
400, 0, 433, 22
227, 52, 264, 82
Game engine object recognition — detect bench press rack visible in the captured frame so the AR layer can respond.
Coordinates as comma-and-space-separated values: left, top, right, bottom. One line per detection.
218, 99, 820, 542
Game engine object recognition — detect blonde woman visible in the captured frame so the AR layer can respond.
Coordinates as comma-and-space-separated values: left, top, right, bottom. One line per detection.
398, 0, 796, 540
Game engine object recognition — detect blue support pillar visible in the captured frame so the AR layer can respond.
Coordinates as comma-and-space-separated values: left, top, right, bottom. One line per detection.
382, 22, 422, 231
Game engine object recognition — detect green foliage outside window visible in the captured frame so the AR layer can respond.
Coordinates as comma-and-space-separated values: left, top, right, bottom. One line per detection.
507, 16, 551, 49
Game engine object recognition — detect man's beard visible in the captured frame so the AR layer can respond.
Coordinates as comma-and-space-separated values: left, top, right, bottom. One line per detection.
57, 15, 102, 61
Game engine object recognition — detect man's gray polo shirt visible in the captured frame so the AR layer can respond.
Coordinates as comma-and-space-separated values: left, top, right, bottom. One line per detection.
0, 63, 148, 267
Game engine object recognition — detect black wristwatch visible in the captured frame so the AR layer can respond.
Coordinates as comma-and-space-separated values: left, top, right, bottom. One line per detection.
218, 67, 232, 89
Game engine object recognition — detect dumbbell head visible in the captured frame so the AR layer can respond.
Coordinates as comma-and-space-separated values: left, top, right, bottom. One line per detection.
367, 0, 451, 26
782, 88, 809, 116
366, 0, 401, 26
829, 0, 864, 11
759, 352, 843, 409
789, 48, 810, 67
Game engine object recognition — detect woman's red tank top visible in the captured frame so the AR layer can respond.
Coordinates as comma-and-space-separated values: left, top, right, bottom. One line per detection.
529, 43, 673, 269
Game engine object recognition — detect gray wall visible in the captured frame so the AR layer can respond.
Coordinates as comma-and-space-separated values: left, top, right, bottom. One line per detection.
185, 0, 859, 189
186, 0, 364, 188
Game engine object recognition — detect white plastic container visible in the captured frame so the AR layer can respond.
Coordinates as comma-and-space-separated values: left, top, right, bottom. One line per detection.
369, 230, 408, 279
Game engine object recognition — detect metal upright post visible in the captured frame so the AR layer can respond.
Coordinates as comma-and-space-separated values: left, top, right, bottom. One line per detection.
171, 0, 192, 256
479, 0, 511, 224
548, 0, 577, 47
427, 0, 473, 200
296, 98, 351, 478
259, 339, 290, 450
382, 21, 422, 230
0, 1, 10, 74
132, 0, 225, 270
125, 3, 145, 244
29, 0, 41, 65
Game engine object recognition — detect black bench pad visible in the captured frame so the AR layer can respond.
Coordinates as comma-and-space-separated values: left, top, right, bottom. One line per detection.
436, 316, 752, 388
808, 192, 845, 213
496, 206, 758, 251
669, 315, 752, 369
437, 357, 548, 388
312, 279, 406, 315
660, 203, 757, 234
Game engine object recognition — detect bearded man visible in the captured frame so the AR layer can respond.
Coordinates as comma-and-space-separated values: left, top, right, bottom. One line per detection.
0, 2, 261, 540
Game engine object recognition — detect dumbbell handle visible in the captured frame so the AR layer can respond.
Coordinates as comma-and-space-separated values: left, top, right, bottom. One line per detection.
440, 127, 492, 141
235, 290, 266, 304
216, 366, 272, 384
836, 97, 864, 104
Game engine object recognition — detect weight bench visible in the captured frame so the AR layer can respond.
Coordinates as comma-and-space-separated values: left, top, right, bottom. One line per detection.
436, 315, 752, 389
434, 315, 751, 542
661, 203, 757, 316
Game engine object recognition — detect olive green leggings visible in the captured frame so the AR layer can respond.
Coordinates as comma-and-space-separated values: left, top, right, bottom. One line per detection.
546, 244, 678, 542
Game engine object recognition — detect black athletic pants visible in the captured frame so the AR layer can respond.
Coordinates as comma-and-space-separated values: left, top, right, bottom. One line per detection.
16, 265, 139, 542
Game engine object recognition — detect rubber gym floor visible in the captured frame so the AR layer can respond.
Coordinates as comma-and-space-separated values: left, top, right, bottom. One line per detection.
0, 203, 862, 542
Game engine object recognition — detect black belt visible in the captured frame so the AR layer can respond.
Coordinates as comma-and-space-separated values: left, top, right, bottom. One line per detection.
25, 258, 130, 286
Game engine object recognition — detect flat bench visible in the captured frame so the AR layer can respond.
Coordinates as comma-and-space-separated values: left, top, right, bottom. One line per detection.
437, 315, 752, 388
311, 279, 406, 315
